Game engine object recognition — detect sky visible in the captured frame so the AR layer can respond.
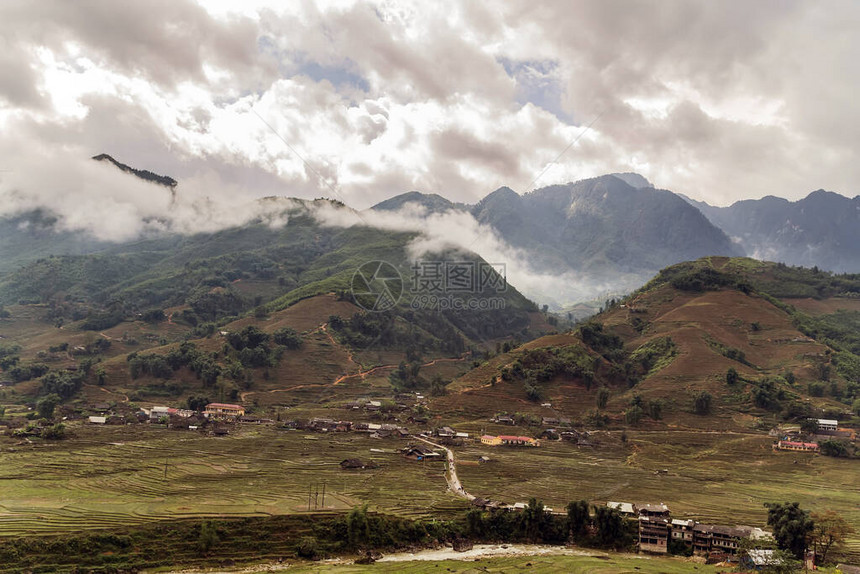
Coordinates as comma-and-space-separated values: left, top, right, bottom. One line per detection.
0, 0, 858, 220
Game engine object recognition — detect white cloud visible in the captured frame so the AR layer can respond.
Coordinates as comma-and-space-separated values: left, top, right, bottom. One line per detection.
0, 0, 858, 240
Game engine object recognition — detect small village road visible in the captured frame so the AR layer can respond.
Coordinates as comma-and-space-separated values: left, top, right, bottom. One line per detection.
415, 436, 474, 502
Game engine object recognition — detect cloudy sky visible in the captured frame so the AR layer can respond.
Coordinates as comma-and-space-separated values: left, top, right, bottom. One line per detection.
1, 0, 858, 216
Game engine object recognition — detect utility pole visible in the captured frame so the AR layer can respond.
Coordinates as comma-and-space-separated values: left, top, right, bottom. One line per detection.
321, 482, 326, 509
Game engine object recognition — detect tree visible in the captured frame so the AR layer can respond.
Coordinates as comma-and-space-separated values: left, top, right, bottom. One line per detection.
521, 498, 548, 542
198, 521, 219, 553
37, 393, 61, 419
693, 391, 713, 415
430, 374, 448, 396
296, 536, 319, 559
41, 423, 66, 440
765, 501, 814, 559
811, 510, 854, 564
593, 505, 625, 547
566, 500, 590, 539
726, 367, 739, 385
273, 327, 302, 349
596, 387, 610, 409
852, 398, 860, 417
347, 504, 370, 548
799, 418, 819, 434
647, 399, 663, 420
624, 405, 643, 425
819, 439, 850, 458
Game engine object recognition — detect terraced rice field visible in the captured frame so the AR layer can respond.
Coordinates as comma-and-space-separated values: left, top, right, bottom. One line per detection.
0, 425, 467, 537
456, 430, 860, 561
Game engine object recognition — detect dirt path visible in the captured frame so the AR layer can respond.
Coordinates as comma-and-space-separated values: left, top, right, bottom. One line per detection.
85, 384, 129, 403
414, 436, 473, 501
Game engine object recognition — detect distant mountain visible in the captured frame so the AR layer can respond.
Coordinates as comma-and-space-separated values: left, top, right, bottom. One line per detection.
471, 175, 742, 274
0, 210, 109, 275
369, 175, 742, 308
609, 172, 654, 189
370, 191, 466, 214
92, 153, 178, 188
682, 190, 860, 272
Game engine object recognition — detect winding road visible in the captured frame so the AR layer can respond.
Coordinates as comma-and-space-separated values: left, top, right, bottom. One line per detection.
415, 436, 474, 501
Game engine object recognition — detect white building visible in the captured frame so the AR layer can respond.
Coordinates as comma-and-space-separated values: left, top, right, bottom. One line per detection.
816, 419, 838, 432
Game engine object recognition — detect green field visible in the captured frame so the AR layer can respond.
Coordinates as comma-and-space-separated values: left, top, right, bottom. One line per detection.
0, 425, 465, 537
253, 552, 723, 574
2, 423, 859, 563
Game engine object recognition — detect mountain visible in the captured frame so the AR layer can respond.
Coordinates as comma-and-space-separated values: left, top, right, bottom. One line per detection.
92, 153, 178, 188
682, 190, 860, 273
370, 191, 466, 214
370, 175, 742, 309
472, 175, 742, 274
0, 210, 109, 275
443, 256, 860, 428
0, 153, 182, 275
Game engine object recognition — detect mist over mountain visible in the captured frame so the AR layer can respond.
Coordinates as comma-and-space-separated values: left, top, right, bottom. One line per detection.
2, 153, 858, 312
684, 190, 860, 273
370, 174, 743, 308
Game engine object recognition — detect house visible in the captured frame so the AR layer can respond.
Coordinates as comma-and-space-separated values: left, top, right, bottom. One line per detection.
92, 403, 111, 413
455, 432, 469, 439
541, 417, 559, 427
149, 406, 170, 421
539, 428, 560, 440
815, 418, 839, 432
692, 524, 750, 555
308, 417, 337, 431
87, 416, 107, 424
477, 455, 491, 464
402, 446, 442, 461
774, 440, 819, 452
493, 414, 515, 425
203, 403, 245, 419
671, 519, 696, 544
606, 502, 637, 516
340, 458, 368, 469
498, 435, 540, 447
239, 416, 275, 424
639, 516, 670, 553
481, 435, 502, 446
638, 503, 670, 518
744, 549, 780, 570
436, 426, 455, 438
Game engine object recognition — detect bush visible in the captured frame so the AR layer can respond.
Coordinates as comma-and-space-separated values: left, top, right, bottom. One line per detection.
693, 391, 713, 415
273, 327, 303, 349
296, 536, 319, 559
41, 423, 66, 440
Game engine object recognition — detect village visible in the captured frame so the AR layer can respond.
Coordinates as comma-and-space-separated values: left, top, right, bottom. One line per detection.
36, 393, 847, 570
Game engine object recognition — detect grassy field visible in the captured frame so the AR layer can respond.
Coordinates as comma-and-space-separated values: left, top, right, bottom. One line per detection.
228, 553, 725, 574
454, 430, 860, 560
2, 424, 858, 561
0, 425, 466, 537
